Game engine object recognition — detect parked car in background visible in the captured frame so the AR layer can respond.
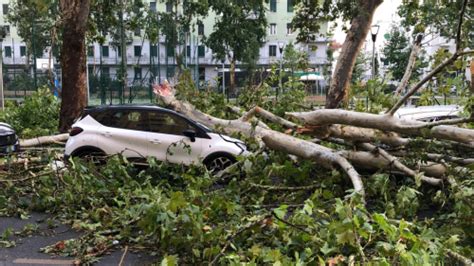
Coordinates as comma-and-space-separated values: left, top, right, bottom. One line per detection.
64, 105, 248, 172
0, 123, 19, 154
394, 105, 462, 122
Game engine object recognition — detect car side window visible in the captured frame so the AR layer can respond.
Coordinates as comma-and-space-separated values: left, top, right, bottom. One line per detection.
89, 110, 112, 126
148, 111, 194, 136
108, 110, 148, 131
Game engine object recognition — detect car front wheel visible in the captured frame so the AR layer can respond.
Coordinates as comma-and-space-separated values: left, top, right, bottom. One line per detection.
204, 153, 236, 174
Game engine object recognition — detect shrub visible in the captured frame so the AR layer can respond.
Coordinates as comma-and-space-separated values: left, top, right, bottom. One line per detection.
0, 87, 60, 138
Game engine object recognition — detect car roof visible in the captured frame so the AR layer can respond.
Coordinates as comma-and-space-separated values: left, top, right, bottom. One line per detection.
83, 104, 212, 133
85, 104, 181, 115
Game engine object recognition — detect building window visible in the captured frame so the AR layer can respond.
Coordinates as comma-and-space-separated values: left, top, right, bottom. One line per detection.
149, 1, 156, 12
287, 0, 294, 12
199, 67, 205, 81
134, 67, 142, 79
286, 23, 293, 35
198, 45, 205, 57
186, 45, 191, 57
150, 45, 158, 57
101, 67, 110, 77
20, 46, 26, 57
269, 45, 277, 57
87, 46, 94, 57
134, 45, 141, 57
2, 4, 8, 15
116, 46, 121, 57
4, 46, 11, 58
198, 23, 204, 36
166, 2, 172, 12
166, 45, 174, 57
269, 23, 277, 35
134, 28, 141, 36
270, 0, 276, 12
167, 66, 175, 78
102, 45, 109, 57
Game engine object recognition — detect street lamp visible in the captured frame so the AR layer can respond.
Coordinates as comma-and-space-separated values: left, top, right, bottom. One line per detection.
371, 24, 380, 79
221, 58, 225, 98
368, 24, 380, 111
278, 42, 285, 100
0, 26, 7, 110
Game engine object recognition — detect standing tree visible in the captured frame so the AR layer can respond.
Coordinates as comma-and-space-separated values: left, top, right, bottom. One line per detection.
292, 0, 383, 108
8, 0, 149, 131
57, 0, 91, 132
205, 0, 267, 96
157, 0, 208, 73
382, 26, 427, 82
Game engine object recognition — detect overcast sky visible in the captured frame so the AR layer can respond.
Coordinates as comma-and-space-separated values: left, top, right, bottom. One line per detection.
331, 0, 402, 50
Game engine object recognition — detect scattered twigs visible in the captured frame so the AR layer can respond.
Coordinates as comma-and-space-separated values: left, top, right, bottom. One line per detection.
394, 34, 423, 96
250, 182, 320, 191
118, 245, 128, 266
210, 214, 272, 265
358, 143, 443, 186
271, 211, 311, 234
446, 249, 473, 266
0, 169, 57, 183
388, 0, 469, 115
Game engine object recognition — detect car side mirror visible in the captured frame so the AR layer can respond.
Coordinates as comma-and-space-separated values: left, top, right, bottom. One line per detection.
183, 129, 196, 142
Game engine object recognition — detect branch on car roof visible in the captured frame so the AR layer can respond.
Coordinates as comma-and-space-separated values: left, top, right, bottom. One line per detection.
154, 82, 366, 198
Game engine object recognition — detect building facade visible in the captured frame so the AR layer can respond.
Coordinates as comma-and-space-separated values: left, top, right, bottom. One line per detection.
0, 0, 329, 102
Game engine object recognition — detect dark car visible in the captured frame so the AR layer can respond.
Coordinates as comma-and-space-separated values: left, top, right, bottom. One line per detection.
0, 123, 19, 154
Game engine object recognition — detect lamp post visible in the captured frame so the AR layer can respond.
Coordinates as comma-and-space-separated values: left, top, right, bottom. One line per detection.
368, 24, 380, 111
278, 42, 284, 100
221, 59, 225, 97
0, 26, 6, 110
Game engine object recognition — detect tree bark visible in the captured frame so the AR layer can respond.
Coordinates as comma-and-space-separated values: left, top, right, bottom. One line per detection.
289, 109, 474, 145
325, 0, 383, 109
58, 0, 91, 132
154, 83, 365, 196
20, 133, 69, 147
394, 35, 423, 96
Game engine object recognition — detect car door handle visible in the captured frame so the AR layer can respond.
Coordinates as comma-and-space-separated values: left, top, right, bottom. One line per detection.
150, 139, 161, 144
102, 131, 112, 137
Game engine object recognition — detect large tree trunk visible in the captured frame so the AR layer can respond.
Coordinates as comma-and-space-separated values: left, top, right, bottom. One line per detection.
58, 0, 91, 132
325, 0, 382, 109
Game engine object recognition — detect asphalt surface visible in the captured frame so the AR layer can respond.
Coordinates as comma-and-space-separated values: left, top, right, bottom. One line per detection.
0, 213, 156, 266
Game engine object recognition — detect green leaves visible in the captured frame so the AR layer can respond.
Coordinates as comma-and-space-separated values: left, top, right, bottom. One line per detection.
0, 87, 60, 138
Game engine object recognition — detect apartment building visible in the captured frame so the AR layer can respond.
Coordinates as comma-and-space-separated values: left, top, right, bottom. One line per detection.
0, 0, 329, 101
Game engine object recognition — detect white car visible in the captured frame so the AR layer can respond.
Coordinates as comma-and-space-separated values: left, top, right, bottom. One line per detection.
64, 105, 248, 172
394, 104, 462, 122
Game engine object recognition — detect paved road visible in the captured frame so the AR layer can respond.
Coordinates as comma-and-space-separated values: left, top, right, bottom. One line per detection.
0, 213, 156, 266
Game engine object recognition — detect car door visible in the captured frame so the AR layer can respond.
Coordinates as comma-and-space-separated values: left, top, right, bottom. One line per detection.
146, 110, 204, 165
96, 109, 150, 159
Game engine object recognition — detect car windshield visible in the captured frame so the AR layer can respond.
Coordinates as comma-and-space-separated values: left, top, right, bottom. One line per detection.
195, 121, 212, 132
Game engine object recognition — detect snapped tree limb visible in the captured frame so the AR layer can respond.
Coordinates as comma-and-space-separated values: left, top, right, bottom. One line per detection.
288, 110, 474, 145
20, 133, 69, 147
154, 82, 365, 196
